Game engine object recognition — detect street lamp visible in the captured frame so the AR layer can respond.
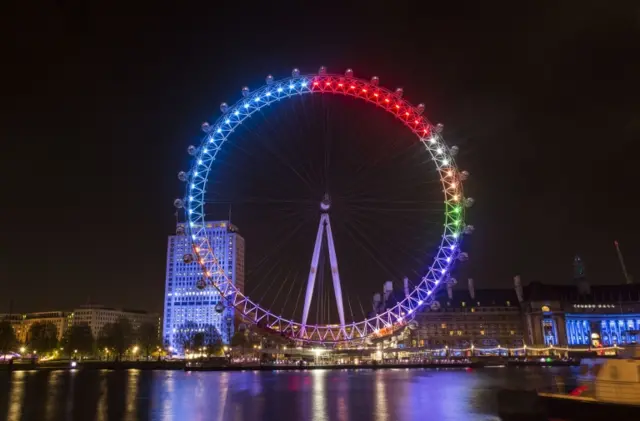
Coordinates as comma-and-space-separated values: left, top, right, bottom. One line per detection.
19, 346, 26, 354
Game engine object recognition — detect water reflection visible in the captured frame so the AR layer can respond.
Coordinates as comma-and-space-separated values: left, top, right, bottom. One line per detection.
0, 367, 576, 421
6, 370, 26, 421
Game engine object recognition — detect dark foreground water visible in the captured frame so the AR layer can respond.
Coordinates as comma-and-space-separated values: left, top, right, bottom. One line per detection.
0, 367, 575, 421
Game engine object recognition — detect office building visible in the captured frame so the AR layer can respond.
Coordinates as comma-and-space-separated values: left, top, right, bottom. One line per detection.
163, 221, 245, 350
71, 305, 159, 339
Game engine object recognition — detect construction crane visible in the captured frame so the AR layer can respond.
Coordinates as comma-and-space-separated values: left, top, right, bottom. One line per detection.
614, 240, 632, 284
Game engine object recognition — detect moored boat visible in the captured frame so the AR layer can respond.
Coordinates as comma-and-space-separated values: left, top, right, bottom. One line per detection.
498, 344, 640, 420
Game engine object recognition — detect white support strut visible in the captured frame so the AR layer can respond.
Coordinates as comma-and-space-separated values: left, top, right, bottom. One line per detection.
300, 195, 346, 332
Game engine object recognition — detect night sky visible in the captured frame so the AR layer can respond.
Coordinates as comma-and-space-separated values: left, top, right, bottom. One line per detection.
3, 2, 640, 317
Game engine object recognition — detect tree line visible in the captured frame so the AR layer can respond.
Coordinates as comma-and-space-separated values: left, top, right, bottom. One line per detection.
0, 317, 161, 359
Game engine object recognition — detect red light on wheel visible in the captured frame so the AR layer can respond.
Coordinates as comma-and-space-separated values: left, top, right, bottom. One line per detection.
414, 119, 419, 124
338, 83, 344, 87
395, 104, 400, 109
384, 98, 390, 103
374, 93, 379, 97
313, 82, 319, 86
405, 112, 409, 116
349, 85, 355, 89
325, 82, 331, 86
362, 89, 367, 93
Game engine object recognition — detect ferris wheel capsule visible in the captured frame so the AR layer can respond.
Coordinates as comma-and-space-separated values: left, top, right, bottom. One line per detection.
464, 225, 475, 235
345, 68, 354, 77
450, 146, 459, 157
201, 122, 211, 133
464, 197, 475, 208
435, 123, 444, 133
430, 301, 441, 311
266, 74, 274, 85
318, 66, 327, 75
215, 302, 225, 313
196, 278, 206, 290
241, 86, 250, 97
448, 277, 458, 285
416, 103, 425, 115
176, 226, 185, 236
220, 102, 229, 113
177, 171, 188, 182
188, 145, 198, 156
458, 252, 469, 262
292, 68, 300, 77
394, 87, 404, 98
371, 76, 379, 86
408, 320, 419, 330
173, 198, 184, 209
459, 170, 470, 181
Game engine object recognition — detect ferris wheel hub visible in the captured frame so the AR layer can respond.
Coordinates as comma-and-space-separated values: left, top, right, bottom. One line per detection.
320, 193, 331, 211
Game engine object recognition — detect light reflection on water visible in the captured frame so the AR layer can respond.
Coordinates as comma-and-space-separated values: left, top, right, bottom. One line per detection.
0, 367, 575, 421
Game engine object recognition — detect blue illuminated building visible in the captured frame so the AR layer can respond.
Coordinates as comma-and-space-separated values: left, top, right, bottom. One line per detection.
521, 282, 640, 347
163, 221, 245, 351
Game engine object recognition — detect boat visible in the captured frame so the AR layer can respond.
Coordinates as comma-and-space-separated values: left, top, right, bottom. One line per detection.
498, 344, 640, 421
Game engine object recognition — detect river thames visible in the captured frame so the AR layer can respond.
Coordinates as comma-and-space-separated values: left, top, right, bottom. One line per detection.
0, 367, 573, 421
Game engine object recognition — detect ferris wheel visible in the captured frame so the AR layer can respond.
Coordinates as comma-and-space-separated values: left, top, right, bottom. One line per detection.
174, 66, 474, 344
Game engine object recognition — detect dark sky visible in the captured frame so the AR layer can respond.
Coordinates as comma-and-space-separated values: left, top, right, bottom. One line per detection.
3, 1, 640, 317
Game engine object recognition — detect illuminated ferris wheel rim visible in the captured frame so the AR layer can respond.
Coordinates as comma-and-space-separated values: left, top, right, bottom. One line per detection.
177, 67, 473, 344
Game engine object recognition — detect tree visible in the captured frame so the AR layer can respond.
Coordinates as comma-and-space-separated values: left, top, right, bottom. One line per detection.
231, 331, 248, 353
0, 320, 18, 354
174, 321, 199, 354
98, 317, 133, 359
27, 322, 58, 354
202, 325, 224, 357
62, 324, 94, 357
174, 321, 223, 356
136, 322, 160, 359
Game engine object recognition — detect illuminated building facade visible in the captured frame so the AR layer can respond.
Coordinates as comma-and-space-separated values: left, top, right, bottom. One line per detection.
163, 221, 245, 350
520, 282, 640, 347
21, 311, 71, 342
408, 286, 524, 349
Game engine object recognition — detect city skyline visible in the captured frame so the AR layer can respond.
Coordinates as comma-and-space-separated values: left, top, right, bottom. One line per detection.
3, 3, 640, 316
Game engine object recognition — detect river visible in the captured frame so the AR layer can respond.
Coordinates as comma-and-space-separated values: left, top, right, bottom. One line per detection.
0, 367, 575, 421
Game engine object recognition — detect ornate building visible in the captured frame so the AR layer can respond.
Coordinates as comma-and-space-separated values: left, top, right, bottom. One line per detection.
408, 280, 524, 349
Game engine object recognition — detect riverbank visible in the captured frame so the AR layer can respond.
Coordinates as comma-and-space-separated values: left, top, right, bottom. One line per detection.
0, 358, 578, 372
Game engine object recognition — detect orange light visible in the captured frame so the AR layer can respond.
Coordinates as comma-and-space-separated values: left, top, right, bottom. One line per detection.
447, 170, 453, 177
452, 195, 459, 201
450, 182, 457, 188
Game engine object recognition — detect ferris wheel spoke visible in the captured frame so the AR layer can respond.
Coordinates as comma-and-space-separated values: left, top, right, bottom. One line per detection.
347, 142, 426, 189
348, 213, 434, 269
339, 220, 398, 281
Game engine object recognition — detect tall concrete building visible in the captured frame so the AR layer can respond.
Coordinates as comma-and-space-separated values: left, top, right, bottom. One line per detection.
163, 221, 245, 350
